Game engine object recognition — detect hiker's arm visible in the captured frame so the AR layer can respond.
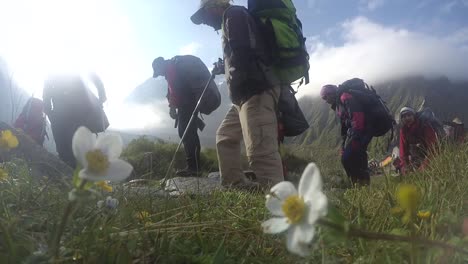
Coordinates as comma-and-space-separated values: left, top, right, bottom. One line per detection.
166, 66, 182, 108
424, 125, 437, 150
89, 73, 107, 103
399, 130, 408, 175
340, 120, 347, 150
224, 8, 253, 90
42, 83, 52, 116
340, 93, 365, 139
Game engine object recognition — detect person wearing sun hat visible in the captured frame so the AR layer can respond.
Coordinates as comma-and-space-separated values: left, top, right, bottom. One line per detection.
191, 0, 283, 190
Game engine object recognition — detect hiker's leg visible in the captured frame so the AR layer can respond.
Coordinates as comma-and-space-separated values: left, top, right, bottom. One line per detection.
240, 86, 283, 187
216, 106, 244, 185
56, 121, 78, 168
357, 136, 372, 185
178, 107, 201, 172
341, 137, 371, 186
52, 120, 74, 167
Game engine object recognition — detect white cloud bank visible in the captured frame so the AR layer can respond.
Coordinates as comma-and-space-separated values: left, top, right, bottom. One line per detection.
299, 17, 468, 97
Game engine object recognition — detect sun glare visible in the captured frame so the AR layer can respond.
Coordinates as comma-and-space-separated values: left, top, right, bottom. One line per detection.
0, 0, 151, 129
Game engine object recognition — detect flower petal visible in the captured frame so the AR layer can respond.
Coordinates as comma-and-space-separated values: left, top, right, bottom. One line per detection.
270, 181, 297, 201
266, 194, 285, 216
72, 127, 96, 168
79, 160, 133, 182
261, 217, 290, 234
286, 224, 316, 257
306, 192, 328, 225
298, 163, 323, 200
95, 133, 123, 160
100, 159, 133, 182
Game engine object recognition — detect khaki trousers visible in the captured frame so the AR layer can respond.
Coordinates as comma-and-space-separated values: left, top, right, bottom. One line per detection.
216, 86, 284, 187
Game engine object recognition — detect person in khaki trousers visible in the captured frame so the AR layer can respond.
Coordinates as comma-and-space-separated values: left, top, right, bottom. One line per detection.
191, 0, 284, 189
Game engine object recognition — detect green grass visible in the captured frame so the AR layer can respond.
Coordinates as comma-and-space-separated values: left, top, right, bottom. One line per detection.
0, 140, 467, 263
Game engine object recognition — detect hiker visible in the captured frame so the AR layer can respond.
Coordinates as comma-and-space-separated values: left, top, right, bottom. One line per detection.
191, 0, 285, 189
399, 107, 437, 174
14, 97, 48, 146
43, 73, 109, 167
320, 83, 374, 185
152, 55, 220, 177
444, 118, 465, 143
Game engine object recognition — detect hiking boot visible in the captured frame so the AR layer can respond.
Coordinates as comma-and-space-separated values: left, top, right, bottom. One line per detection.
224, 178, 262, 193
243, 170, 256, 181
175, 168, 201, 177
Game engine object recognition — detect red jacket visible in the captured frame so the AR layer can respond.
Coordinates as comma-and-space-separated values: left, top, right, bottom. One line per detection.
165, 62, 180, 108
335, 92, 367, 150
399, 119, 437, 174
14, 98, 46, 145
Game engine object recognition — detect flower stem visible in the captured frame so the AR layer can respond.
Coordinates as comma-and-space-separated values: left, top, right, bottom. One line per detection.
51, 180, 87, 258
318, 219, 468, 256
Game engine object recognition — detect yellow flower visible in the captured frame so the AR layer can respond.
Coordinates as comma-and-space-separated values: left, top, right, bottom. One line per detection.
417, 210, 431, 220
136, 211, 150, 221
396, 184, 421, 223
95, 181, 113, 192
0, 130, 19, 150
397, 184, 420, 214
0, 168, 8, 181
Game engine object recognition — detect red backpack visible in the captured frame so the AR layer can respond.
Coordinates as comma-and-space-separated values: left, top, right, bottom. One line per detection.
14, 98, 47, 145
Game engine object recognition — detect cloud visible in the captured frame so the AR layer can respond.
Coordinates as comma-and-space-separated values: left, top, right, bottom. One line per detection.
299, 17, 468, 97
359, 0, 385, 11
179, 42, 202, 55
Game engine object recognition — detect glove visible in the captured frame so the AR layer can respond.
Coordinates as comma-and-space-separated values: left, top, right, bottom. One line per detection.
212, 58, 225, 75
169, 107, 178, 120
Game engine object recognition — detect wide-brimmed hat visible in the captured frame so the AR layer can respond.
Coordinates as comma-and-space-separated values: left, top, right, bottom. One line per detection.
190, 0, 230, 25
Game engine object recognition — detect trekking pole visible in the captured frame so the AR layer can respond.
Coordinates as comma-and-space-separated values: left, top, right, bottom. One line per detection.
161, 72, 216, 185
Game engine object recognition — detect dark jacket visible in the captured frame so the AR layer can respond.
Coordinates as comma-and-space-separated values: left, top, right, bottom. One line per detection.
333, 92, 367, 150
43, 74, 109, 133
222, 6, 278, 105
399, 119, 437, 174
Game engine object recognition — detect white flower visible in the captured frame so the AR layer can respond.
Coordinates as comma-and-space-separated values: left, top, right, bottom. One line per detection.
97, 196, 119, 209
72, 127, 133, 182
261, 163, 328, 257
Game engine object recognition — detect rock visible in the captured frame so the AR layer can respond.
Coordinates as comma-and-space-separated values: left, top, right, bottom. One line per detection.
122, 185, 168, 198
0, 122, 73, 179
164, 176, 223, 196
207, 172, 220, 179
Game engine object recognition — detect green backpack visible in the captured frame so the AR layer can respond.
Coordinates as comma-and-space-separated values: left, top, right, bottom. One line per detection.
248, 0, 310, 85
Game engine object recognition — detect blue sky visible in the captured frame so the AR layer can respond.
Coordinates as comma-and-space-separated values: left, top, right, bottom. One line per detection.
0, 0, 467, 130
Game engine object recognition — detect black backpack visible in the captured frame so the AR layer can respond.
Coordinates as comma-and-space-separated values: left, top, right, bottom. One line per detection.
338, 78, 395, 137
277, 86, 309, 137
416, 108, 446, 140
173, 55, 221, 115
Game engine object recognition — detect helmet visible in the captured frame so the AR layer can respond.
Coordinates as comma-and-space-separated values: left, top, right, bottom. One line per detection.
320, 84, 338, 100
399, 107, 415, 118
